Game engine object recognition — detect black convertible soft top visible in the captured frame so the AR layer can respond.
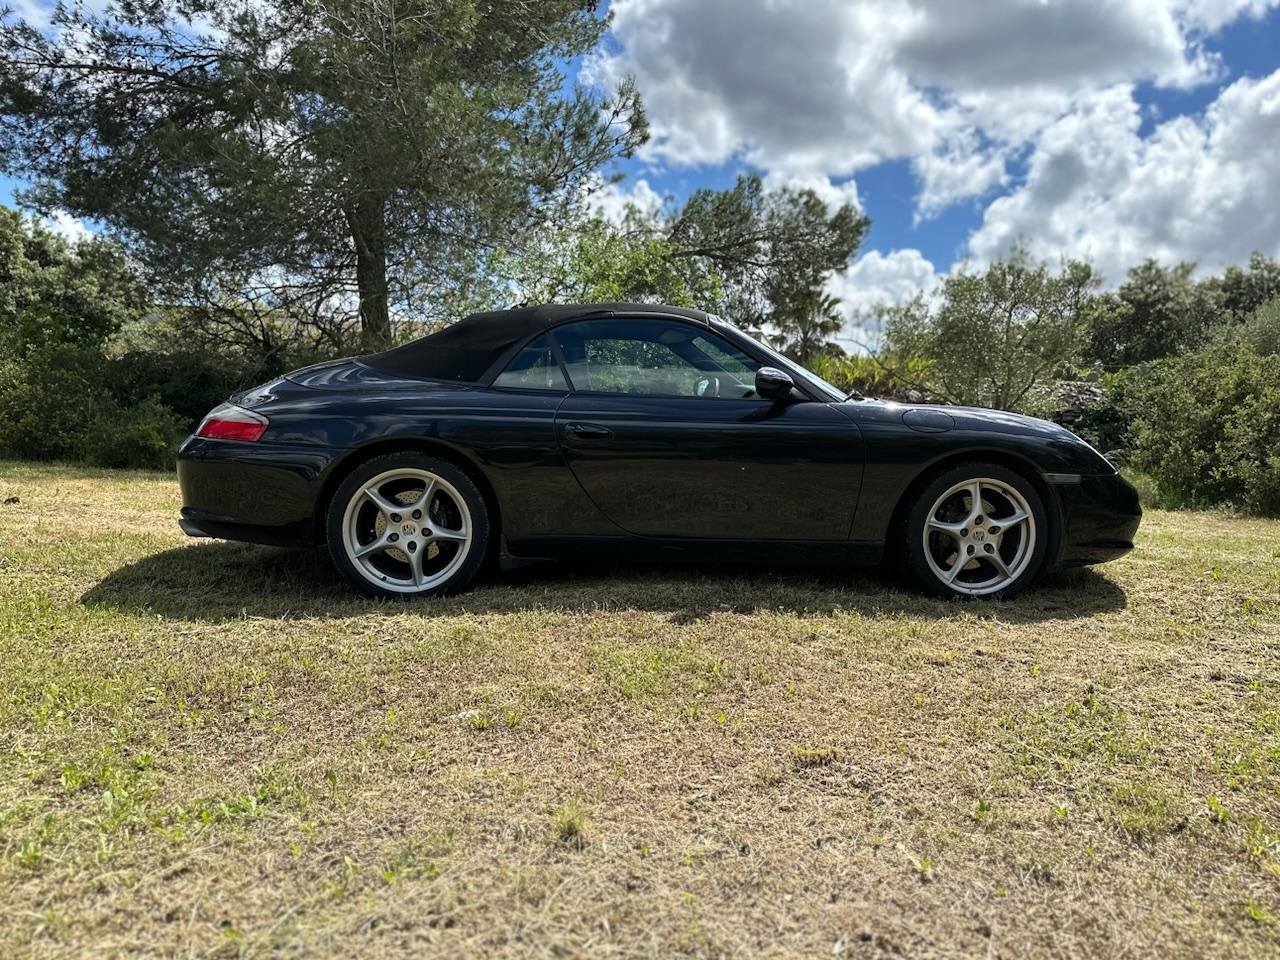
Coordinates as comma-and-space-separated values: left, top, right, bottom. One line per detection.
361, 303, 712, 383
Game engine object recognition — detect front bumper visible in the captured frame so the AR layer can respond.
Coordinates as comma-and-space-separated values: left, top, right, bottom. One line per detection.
1051, 472, 1142, 569
177, 435, 344, 546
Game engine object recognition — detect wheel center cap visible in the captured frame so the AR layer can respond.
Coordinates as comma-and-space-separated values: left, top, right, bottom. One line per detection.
973, 530, 985, 542
401, 522, 417, 536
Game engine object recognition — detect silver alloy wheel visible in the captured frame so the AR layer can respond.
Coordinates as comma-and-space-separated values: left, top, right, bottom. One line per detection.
341, 467, 473, 595
922, 477, 1036, 596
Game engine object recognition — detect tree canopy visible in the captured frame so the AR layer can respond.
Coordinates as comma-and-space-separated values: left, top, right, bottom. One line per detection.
0, 0, 647, 347
490, 173, 868, 356
882, 249, 1097, 410
0, 207, 147, 357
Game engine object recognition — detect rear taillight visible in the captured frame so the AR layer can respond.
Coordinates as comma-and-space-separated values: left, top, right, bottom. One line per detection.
196, 403, 269, 442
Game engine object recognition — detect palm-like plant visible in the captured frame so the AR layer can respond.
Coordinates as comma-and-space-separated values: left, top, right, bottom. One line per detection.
777, 289, 845, 366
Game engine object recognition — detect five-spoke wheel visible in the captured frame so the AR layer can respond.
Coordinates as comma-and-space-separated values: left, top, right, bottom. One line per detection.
904, 463, 1048, 599
326, 453, 490, 598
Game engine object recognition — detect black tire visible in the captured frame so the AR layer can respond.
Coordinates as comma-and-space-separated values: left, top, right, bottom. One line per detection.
902, 462, 1049, 600
325, 452, 491, 599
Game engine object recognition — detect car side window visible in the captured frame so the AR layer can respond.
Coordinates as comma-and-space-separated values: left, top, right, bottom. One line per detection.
492, 335, 568, 391
551, 319, 761, 398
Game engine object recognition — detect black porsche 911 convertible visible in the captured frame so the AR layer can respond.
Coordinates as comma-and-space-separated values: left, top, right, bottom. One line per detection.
177, 302, 1140, 600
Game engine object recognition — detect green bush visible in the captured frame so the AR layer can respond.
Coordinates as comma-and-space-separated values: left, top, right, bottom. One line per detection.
1073, 365, 1159, 460
0, 343, 190, 469
0, 344, 110, 461
109, 349, 255, 432
82, 395, 187, 470
1127, 344, 1280, 515
809, 352, 933, 401
1232, 298, 1280, 357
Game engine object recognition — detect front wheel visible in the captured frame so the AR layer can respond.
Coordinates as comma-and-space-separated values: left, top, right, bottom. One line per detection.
903, 463, 1048, 599
326, 453, 491, 599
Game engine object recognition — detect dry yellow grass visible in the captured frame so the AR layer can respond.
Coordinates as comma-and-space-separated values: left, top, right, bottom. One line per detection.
1, 460, 1278, 958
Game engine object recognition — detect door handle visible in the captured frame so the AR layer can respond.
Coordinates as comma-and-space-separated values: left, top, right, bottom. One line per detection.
564, 422, 612, 441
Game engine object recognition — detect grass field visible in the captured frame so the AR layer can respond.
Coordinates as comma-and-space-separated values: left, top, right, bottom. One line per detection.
1, 461, 1278, 958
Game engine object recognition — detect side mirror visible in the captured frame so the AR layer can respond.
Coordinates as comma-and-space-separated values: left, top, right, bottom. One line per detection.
755, 366, 795, 401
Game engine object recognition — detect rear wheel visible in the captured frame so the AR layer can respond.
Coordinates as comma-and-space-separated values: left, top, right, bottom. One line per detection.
903, 463, 1048, 599
326, 453, 490, 598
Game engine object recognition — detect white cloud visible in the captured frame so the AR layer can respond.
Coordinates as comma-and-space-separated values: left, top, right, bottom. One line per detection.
5, 0, 56, 27
43, 210, 93, 244
827, 249, 940, 346
594, 0, 1263, 221
1175, 0, 1280, 31
895, 0, 1218, 94
589, 0, 945, 177
912, 134, 1008, 220
761, 172, 861, 213
967, 70, 1280, 283
586, 177, 666, 224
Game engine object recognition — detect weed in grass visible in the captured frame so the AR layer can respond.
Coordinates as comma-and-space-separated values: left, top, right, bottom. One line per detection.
681, 844, 716, 867
1215, 737, 1280, 787
1206, 796, 1231, 823
17, 838, 44, 870
750, 762, 786, 787
1243, 818, 1280, 881
1246, 899, 1277, 926
326, 856, 361, 901
550, 798, 591, 850
791, 745, 838, 768
590, 643, 731, 706
1104, 780, 1185, 842
381, 838, 440, 884
1016, 849, 1064, 884
898, 845, 934, 883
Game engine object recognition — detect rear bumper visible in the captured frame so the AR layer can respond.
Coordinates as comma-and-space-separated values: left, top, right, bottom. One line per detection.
177, 435, 344, 546
1050, 472, 1142, 569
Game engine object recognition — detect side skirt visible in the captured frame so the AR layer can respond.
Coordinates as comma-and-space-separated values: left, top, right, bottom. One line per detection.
505, 536, 884, 567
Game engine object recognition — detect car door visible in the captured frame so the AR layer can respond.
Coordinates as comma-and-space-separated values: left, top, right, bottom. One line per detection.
550, 316, 863, 541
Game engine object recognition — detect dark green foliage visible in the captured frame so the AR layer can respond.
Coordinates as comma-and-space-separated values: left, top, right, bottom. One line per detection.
773, 290, 845, 366
1084, 255, 1280, 368
0, 0, 646, 347
1213, 253, 1280, 323
1229, 298, 1280, 358
1127, 344, 1280, 515
0, 209, 147, 356
492, 173, 868, 362
881, 248, 1097, 410
0, 211, 266, 469
108, 350, 262, 433
491, 216, 724, 309
670, 174, 869, 335
1084, 260, 1220, 367
0, 342, 193, 470
1072, 368, 1148, 459
0, 343, 110, 462
83, 396, 188, 471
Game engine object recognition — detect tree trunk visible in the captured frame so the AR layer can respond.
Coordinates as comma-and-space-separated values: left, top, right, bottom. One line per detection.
345, 196, 391, 350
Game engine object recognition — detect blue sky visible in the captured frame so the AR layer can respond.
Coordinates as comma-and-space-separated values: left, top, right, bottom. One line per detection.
8, 0, 1280, 327
586, 0, 1280, 323
595, 4, 1280, 275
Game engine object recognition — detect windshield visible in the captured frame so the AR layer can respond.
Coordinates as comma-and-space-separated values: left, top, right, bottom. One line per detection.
720, 324, 848, 401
